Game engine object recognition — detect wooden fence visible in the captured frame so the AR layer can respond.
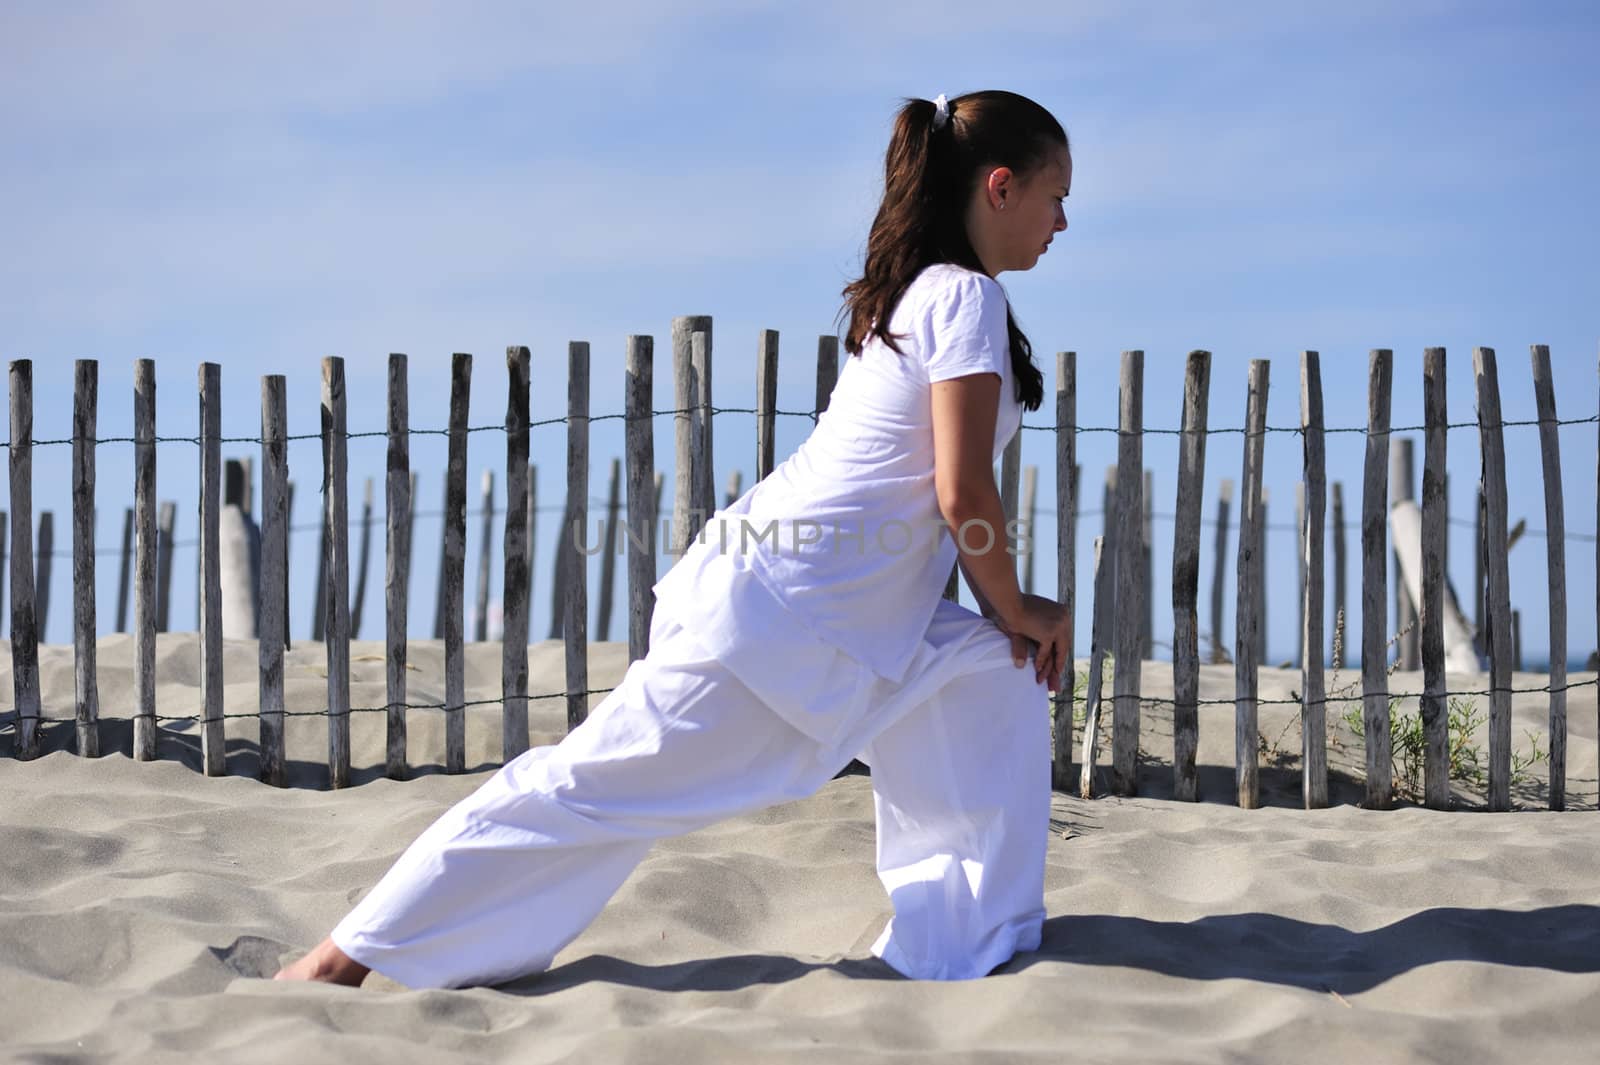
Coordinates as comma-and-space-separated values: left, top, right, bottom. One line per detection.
1, 337, 1596, 813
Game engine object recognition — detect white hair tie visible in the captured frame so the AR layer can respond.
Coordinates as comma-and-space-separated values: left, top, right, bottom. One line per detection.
931, 93, 950, 131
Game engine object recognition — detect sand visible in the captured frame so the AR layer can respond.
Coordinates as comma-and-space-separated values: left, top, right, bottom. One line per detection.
2, 633, 1598, 1064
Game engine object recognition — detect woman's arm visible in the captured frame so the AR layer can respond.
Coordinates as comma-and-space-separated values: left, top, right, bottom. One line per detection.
931, 372, 1023, 629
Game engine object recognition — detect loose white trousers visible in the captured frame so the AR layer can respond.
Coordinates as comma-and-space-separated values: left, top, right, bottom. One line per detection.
330, 601, 1050, 990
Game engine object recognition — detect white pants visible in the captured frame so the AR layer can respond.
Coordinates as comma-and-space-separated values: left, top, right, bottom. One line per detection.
330, 602, 1050, 989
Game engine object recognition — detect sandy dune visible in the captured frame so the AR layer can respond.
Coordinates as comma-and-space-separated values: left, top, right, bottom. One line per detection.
2, 634, 1597, 1063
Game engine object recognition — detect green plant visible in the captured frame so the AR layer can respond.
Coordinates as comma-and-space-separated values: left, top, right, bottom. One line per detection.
1264, 607, 1550, 805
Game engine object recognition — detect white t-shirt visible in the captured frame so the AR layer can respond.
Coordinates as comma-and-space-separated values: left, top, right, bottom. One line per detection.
653, 261, 1025, 686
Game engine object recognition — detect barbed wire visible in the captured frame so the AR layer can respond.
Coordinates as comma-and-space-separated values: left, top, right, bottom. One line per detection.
3, 407, 1597, 452
2, 676, 1593, 738
3, 404, 1596, 557
6, 492, 1593, 559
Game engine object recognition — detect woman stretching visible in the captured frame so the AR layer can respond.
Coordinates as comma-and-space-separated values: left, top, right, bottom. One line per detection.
276, 88, 1074, 989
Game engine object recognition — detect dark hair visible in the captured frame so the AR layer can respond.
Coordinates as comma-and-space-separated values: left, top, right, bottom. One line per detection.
836, 90, 1068, 412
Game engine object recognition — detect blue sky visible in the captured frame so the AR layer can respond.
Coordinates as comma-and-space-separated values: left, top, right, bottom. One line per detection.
3, 0, 1597, 667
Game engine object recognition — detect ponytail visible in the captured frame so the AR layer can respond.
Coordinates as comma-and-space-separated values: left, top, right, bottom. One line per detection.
836, 91, 1068, 413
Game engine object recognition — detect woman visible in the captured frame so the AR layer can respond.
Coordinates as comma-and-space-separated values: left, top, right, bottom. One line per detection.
276, 89, 1073, 989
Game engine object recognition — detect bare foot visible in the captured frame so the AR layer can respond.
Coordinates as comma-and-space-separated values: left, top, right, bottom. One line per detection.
273, 935, 372, 986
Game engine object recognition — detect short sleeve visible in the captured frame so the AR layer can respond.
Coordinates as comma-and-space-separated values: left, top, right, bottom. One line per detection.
923, 271, 1010, 383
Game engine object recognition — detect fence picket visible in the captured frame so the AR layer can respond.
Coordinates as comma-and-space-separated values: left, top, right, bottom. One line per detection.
1235, 359, 1269, 809
320, 357, 351, 789
1300, 351, 1328, 809
9, 360, 40, 759
1420, 347, 1449, 809
1361, 350, 1394, 809
386, 353, 411, 779
198, 363, 224, 776
72, 361, 99, 758
1051, 351, 1076, 792
565, 341, 591, 731
503, 346, 531, 762
1530, 345, 1568, 810
443, 353, 471, 772
625, 336, 655, 662
260, 375, 288, 787
1172, 350, 1210, 802
1111, 351, 1144, 797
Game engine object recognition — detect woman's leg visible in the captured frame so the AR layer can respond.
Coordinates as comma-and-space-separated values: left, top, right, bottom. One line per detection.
314, 613, 849, 990
857, 634, 1051, 980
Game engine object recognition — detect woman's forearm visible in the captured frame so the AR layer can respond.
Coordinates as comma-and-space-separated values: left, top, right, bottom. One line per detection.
940, 483, 1023, 628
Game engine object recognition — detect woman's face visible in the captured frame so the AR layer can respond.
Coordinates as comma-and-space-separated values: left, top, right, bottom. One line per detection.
969, 144, 1072, 276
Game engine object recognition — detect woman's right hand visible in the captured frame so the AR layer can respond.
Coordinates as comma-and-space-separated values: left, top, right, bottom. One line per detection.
996, 593, 1072, 691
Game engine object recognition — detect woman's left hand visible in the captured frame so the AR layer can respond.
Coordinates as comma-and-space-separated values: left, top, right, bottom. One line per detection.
1006, 631, 1053, 690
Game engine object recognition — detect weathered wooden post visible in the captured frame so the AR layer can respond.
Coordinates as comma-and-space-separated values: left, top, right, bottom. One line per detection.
283, 481, 294, 649
1441, 472, 1450, 586
1172, 350, 1210, 803
671, 316, 714, 556
597, 458, 621, 641
502, 346, 531, 762
320, 357, 351, 789
757, 331, 779, 482
1100, 464, 1118, 651
1529, 345, 1568, 810
652, 470, 663, 553
523, 465, 533, 618
1392, 435, 1419, 669
1052, 351, 1077, 792
435, 478, 450, 642
199, 362, 224, 776
1295, 483, 1305, 669
815, 335, 839, 421
1141, 469, 1153, 660
259, 374, 288, 787
1111, 350, 1144, 797
565, 341, 591, 730
625, 336, 656, 662
72, 360, 100, 757
1331, 481, 1346, 664
116, 508, 133, 633
1300, 351, 1328, 809
474, 470, 495, 642
443, 353, 471, 772
1235, 359, 1269, 809
1209, 479, 1232, 664
1361, 350, 1394, 809
36, 513, 52, 640
155, 501, 175, 633
1256, 487, 1268, 665
1078, 536, 1110, 799
385, 353, 412, 779
673, 322, 704, 558
693, 320, 715, 525
133, 360, 157, 761
1420, 347, 1449, 810
350, 479, 374, 638
1474, 484, 1486, 652
311, 498, 328, 643
9, 360, 40, 759
1474, 346, 1513, 810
